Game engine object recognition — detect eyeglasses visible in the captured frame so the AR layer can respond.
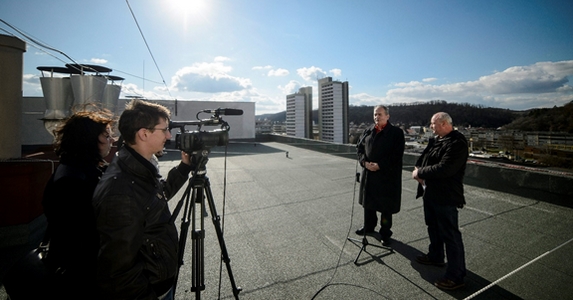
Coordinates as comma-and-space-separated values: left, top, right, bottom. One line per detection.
148, 127, 169, 134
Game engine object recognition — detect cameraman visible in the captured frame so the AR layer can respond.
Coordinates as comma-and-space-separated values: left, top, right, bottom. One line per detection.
92, 100, 192, 300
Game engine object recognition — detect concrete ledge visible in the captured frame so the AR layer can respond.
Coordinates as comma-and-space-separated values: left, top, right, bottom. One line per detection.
259, 134, 573, 208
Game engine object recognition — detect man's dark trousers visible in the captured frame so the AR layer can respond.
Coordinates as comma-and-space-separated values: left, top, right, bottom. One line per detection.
423, 197, 466, 282
364, 209, 393, 240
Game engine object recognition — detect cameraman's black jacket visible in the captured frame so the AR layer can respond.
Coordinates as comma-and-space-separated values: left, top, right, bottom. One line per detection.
415, 130, 468, 207
92, 146, 191, 299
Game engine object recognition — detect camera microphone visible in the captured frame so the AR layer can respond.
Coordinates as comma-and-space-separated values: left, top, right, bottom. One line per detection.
203, 108, 244, 116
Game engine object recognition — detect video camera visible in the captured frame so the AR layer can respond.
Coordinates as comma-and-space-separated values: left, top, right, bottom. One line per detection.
169, 108, 243, 153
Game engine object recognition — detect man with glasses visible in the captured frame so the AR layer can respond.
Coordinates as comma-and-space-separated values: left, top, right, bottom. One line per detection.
93, 99, 192, 300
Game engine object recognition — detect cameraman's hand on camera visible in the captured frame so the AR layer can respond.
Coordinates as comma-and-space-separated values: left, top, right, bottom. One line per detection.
181, 151, 191, 166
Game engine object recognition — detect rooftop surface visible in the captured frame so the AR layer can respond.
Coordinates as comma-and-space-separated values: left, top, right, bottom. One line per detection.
1, 141, 571, 300
157, 141, 573, 300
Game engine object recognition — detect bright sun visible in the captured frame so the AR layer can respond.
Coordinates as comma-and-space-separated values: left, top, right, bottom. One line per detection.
167, 0, 208, 17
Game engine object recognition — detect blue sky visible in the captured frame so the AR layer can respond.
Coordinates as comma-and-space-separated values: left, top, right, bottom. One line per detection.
1, 0, 572, 114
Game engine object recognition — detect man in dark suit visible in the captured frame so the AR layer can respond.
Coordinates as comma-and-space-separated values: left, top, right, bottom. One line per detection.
356, 105, 405, 246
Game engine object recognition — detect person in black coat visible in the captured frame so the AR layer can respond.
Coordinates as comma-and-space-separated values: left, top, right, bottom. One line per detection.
92, 100, 191, 300
412, 112, 468, 291
41, 106, 115, 299
356, 105, 405, 246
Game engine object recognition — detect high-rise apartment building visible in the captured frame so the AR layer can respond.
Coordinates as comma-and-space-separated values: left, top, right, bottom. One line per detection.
286, 86, 313, 139
318, 77, 349, 144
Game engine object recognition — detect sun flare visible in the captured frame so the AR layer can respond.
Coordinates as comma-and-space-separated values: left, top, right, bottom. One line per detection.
167, 0, 208, 17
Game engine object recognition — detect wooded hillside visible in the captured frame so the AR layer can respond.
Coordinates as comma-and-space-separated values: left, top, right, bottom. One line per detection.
257, 100, 530, 129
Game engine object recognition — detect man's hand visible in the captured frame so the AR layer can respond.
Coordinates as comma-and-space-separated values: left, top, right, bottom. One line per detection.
181, 151, 191, 166
412, 167, 424, 185
365, 161, 379, 172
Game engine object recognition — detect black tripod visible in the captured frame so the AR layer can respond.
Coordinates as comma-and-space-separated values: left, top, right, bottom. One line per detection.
346, 172, 393, 265
172, 150, 241, 299
347, 233, 393, 265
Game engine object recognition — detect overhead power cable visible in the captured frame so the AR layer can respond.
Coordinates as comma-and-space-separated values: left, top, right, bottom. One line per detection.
0, 18, 81, 66
125, 0, 173, 98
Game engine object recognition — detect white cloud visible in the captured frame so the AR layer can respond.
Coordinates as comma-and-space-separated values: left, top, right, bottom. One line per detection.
476, 61, 573, 94
119, 82, 172, 100
422, 77, 437, 82
169, 58, 251, 93
297, 66, 327, 82
22, 74, 42, 96
380, 60, 573, 110
268, 68, 289, 77
252, 65, 272, 70
330, 68, 342, 77
278, 80, 301, 94
90, 58, 108, 64
214, 56, 230, 62
350, 92, 384, 106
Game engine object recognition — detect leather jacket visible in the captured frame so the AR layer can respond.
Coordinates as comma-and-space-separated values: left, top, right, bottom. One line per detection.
415, 130, 468, 207
92, 146, 191, 299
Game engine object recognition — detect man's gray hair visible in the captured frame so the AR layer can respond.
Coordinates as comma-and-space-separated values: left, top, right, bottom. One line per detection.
434, 112, 453, 125
375, 105, 389, 115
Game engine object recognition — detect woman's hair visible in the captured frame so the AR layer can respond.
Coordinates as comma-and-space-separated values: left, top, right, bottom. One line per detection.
118, 99, 170, 145
53, 104, 115, 165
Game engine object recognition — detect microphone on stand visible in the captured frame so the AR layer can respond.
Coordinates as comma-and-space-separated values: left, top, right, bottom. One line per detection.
203, 108, 244, 116
356, 128, 372, 148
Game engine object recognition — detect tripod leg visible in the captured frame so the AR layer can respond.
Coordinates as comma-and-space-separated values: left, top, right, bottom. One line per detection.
347, 235, 393, 265
347, 236, 368, 264
191, 181, 206, 297
204, 178, 242, 299
174, 176, 208, 298
173, 181, 194, 294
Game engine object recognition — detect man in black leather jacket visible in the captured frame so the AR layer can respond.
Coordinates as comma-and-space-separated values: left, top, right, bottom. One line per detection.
412, 112, 468, 291
93, 100, 192, 299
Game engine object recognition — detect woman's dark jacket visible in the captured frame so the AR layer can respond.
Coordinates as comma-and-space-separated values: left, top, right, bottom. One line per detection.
357, 122, 405, 213
415, 130, 468, 207
92, 146, 191, 300
42, 156, 104, 297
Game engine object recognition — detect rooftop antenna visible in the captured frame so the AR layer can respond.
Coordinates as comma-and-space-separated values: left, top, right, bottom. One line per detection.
142, 60, 145, 92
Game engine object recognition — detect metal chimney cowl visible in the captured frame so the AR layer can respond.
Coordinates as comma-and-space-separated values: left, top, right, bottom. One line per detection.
38, 63, 122, 136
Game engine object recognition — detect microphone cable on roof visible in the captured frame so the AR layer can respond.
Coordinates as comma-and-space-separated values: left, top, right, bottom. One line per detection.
311, 159, 391, 300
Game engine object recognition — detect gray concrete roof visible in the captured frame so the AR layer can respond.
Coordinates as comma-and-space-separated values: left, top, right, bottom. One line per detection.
158, 141, 573, 300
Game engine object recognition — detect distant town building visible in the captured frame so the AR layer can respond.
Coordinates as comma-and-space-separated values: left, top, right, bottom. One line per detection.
318, 77, 349, 144
286, 86, 313, 139
256, 119, 273, 134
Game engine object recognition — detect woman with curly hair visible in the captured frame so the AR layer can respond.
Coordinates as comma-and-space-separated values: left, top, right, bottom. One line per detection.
41, 105, 115, 299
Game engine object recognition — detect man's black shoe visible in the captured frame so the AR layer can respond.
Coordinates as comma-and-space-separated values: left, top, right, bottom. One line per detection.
382, 238, 392, 247
416, 254, 446, 267
355, 227, 376, 235
434, 278, 465, 290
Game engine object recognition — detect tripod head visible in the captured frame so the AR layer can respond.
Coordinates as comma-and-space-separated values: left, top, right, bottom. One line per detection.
189, 149, 210, 176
